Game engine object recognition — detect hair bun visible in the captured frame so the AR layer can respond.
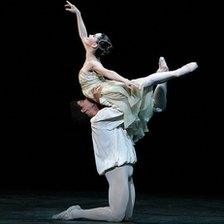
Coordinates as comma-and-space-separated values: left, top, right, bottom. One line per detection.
95, 33, 113, 57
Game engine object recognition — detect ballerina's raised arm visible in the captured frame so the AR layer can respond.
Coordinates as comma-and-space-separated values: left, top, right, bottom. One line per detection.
64, 1, 137, 90
65, 1, 89, 49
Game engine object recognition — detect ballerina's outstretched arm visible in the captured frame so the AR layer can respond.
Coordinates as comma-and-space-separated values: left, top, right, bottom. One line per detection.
91, 61, 137, 90
65, 1, 88, 48
91, 59, 198, 90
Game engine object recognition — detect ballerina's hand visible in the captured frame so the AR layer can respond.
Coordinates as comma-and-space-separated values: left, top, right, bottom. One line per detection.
65, 1, 79, 14
124, 79, 140, 91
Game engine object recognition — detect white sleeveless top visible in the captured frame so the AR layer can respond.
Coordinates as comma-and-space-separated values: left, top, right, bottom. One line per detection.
91, 107, 137, 175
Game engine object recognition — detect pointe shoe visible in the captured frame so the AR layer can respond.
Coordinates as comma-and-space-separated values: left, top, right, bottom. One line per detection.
157, 56, 169, 72
52, 205, 81, 220
176, 62, 198, 77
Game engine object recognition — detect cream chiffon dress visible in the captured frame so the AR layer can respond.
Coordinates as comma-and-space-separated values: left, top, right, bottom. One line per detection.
79, 70, 154, 143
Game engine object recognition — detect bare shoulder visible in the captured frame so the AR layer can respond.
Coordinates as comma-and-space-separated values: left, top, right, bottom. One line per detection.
80, 61, 94, 73
89, 60, 102, 68
83, 60, 103, 72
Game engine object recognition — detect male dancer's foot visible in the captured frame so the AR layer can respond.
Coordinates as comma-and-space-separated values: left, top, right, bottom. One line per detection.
52, 205, 82, 220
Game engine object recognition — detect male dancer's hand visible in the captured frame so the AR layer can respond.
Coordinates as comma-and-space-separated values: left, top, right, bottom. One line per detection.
92, 86, 102, 103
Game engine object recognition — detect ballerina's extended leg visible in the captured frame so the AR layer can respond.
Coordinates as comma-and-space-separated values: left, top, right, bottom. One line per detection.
132, 62, 198, 88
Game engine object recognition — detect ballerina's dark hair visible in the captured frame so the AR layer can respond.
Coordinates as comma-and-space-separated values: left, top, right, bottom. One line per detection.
95, 33, 113, 58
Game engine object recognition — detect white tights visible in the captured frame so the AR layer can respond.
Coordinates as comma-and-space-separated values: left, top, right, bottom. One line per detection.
132, 61, 197, 112
52, 165, 135, 222
132, 62, 198, 88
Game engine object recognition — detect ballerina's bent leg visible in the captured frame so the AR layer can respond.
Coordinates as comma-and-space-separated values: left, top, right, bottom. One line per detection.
153, 57, 169, 112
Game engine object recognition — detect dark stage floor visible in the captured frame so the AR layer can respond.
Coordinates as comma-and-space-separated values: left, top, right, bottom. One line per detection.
0, 191, 224, 224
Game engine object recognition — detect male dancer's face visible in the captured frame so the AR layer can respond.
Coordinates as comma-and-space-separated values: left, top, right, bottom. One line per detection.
77, 99, 99, 118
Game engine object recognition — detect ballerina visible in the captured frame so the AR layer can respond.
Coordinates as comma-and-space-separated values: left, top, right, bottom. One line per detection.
64, 0, 198, 143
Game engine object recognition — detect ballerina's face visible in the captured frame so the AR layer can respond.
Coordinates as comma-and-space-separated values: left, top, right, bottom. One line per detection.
77, 99, 99, 117
86, 33, 102, 47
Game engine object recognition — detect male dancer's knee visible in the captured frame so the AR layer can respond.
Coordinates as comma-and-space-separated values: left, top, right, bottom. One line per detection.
110, 209, 126, 222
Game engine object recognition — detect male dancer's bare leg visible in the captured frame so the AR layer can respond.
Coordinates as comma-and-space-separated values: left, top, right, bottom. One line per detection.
52, 165, 133, 222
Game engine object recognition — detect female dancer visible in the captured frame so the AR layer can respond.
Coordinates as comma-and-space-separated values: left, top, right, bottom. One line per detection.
64, 0, 198, 143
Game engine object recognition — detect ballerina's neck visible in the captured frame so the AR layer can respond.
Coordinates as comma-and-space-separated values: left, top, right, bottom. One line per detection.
85, 52, 101, 62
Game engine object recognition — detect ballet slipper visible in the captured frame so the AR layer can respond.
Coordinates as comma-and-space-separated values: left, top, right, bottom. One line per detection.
52, 205, 81, 220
